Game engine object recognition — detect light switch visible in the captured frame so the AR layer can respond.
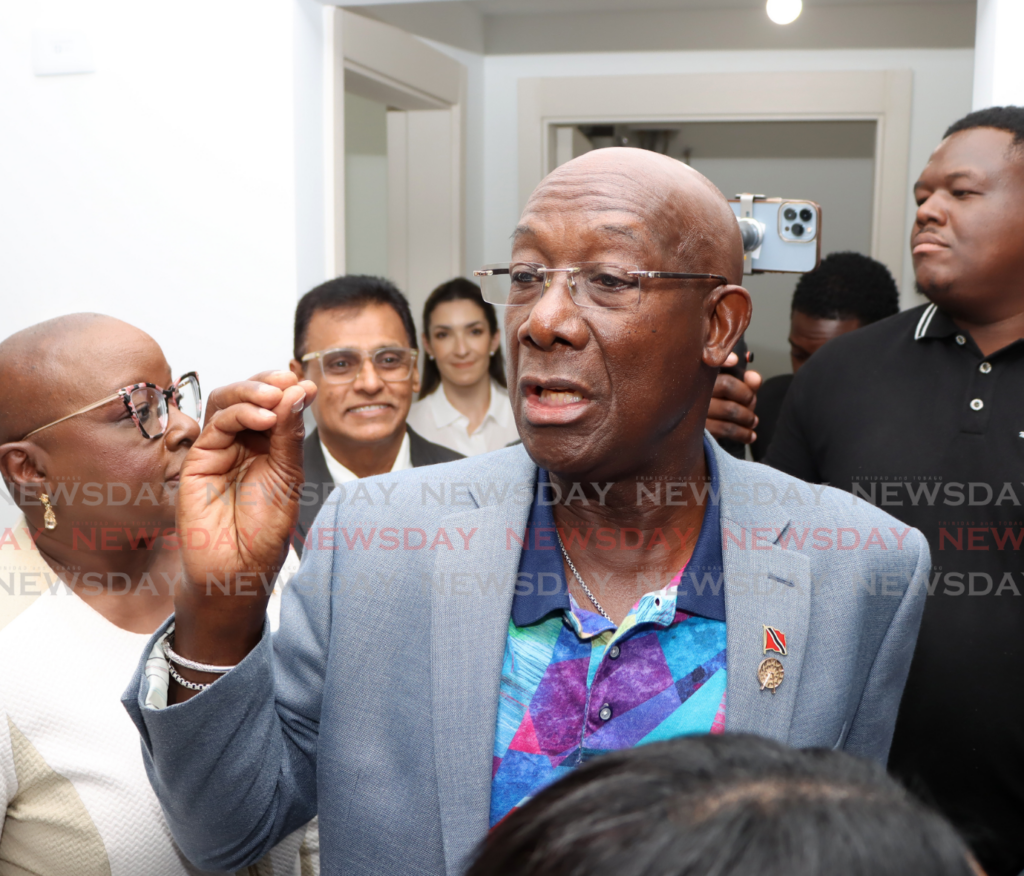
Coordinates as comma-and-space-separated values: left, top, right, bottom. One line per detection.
33, 29, 95, 77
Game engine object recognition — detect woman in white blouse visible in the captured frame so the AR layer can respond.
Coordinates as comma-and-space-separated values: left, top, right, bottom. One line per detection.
407, 278, 520, 457
0, 314, 316, 876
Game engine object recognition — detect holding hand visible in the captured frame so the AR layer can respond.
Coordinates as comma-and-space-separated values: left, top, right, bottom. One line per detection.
170, 371, 316, 700
706, 352, 762, 446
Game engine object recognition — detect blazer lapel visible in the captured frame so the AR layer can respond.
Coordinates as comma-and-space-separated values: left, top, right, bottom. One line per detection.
722, 537, 811, 742
430, 450, 535, 874
408, 424, 465, 466
295, 429, 334, 555
713, 438, 811, 743
302, 427, 334, 488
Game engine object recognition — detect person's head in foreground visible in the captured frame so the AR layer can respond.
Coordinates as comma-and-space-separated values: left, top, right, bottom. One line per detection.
788, 251, 900, 372
913, 105, 1024, 329
290, 274, 420, 474
419, 276, 506, 399
468, 734, 979, 876
479, 146, 749, 485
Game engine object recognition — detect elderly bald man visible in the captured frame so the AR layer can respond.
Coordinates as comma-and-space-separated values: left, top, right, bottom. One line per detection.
124, 149, 930, 876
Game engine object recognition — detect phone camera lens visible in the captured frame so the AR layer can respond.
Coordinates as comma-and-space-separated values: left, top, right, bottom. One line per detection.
783, 207, 798, 221
799, 208, 813, 222
791, 223, 805, 237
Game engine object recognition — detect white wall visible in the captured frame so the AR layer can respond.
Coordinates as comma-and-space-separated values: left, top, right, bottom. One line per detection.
692, 155, 876, 379
294, 0, 329, 299
0, 0, 329, 529
0, 0, 322, 396
479, 48, 975, 304
973, 0, 1024, 109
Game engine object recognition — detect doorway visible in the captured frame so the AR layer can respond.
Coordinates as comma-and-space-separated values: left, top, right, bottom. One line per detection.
345, 92, 389, 278
328, 9, 467, 333
554, 119, 877, 379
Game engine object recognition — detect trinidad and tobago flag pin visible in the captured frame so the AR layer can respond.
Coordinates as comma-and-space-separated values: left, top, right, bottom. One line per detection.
763, 625, 788, 656
759, 626, 787, 694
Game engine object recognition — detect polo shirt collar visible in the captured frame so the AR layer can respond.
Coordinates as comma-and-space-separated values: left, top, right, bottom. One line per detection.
913, 302, 961, 341
512, 435, 725, 626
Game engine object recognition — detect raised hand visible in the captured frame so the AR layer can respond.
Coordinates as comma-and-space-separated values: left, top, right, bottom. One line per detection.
169, 372, 316, 699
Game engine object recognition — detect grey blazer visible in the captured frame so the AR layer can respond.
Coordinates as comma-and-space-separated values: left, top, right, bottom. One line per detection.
124, 438, 929, 876
293, 426, 464, 556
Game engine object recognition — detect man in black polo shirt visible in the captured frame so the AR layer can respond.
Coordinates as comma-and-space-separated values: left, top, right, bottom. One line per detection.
766, 106, 1024, 876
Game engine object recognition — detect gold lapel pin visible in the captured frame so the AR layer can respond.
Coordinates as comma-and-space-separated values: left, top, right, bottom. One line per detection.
759, 626, 787, 694
758, 657, 784, 694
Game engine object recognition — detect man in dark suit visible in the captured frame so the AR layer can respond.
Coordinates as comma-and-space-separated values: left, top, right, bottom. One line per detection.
288, 276, 461, 555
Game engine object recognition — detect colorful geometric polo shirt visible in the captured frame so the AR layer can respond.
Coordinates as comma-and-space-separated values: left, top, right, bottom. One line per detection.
490, 437, 728, 826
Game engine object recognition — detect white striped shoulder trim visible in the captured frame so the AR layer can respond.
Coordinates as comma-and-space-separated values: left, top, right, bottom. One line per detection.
913, 303, 938, 340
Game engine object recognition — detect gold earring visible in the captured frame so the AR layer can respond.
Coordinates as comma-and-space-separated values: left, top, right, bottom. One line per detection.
40, 493, 57, 530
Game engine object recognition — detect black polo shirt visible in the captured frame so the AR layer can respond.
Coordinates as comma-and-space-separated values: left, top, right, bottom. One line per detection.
750, 372, 793, 462
766, 302, 1024, 876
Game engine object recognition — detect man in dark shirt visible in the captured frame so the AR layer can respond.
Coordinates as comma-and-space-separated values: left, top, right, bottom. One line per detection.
766, 105, 1024, 876
751, 252, 899, 461
288, 276, 463, 555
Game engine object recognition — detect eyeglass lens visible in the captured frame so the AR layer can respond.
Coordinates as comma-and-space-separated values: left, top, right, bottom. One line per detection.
129, 386, 168, 438
128, 376, 201, 439
172, 375, 202, 422
319, 348, 415, 383
480, 263, 641, 309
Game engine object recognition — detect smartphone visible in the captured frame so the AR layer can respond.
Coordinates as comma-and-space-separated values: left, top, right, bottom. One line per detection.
728, 197, 822, 274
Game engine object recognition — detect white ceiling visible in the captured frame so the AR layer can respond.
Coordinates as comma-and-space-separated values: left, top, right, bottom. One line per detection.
342, 0, 975, 54
341, 0, 968, 11
477, 0, 966, 12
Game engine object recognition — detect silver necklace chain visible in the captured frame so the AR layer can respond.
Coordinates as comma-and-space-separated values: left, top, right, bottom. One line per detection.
556, 531, 612, 621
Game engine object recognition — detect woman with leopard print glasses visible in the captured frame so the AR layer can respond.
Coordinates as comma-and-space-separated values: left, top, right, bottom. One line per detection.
0, 313, 316, 876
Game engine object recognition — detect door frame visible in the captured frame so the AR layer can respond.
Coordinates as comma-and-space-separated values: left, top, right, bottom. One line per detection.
324, 7, 466, 316
518, 70, 913, 302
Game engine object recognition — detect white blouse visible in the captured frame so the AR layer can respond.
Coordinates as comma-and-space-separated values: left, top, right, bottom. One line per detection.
0, 517, 316, 876
407, 380, 519, 457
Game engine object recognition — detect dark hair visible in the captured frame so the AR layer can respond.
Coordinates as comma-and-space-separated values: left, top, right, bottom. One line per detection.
418, 277, 506, 399
468, 735, 976, 876
944, 105, 1024, 152
791, 251, 900, 325
293, 275, 417, 360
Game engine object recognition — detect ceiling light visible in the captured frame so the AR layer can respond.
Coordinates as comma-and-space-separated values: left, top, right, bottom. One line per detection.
766, 0, 802, 25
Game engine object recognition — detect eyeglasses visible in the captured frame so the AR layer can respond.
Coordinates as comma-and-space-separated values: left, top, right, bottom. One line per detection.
473, 262, 728, 309
301, 347, 419, 384
22, 373, 202, 441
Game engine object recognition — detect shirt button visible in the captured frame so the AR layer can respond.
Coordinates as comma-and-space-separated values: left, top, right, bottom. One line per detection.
608, 645, 621, 660
956, 334, 966, 345
970, 398, 984, 411
979, 362, 992, 374
599, 704, 612, 721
